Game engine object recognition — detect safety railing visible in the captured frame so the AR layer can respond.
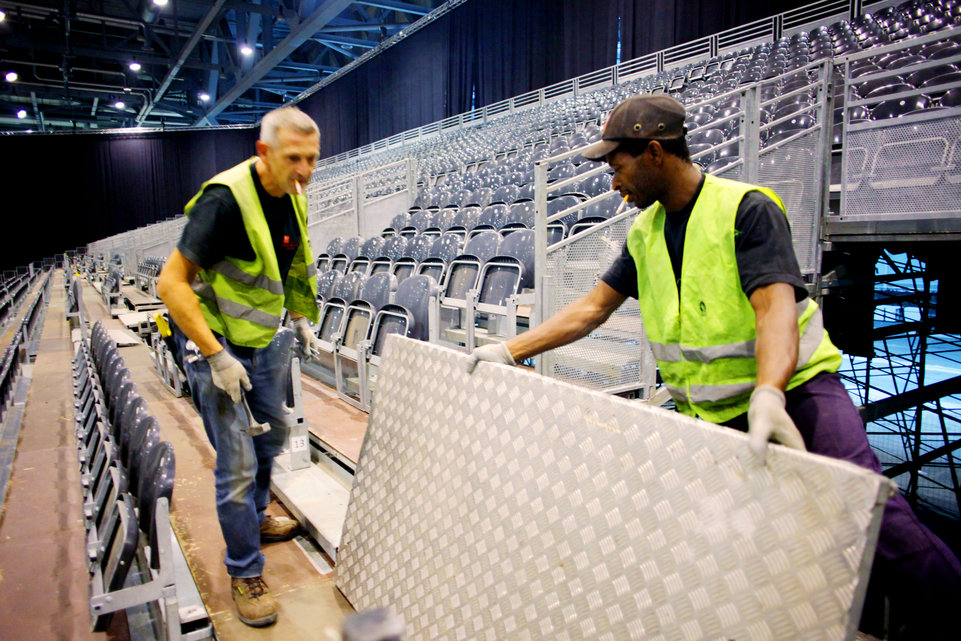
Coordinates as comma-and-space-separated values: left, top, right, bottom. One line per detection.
836, 25, 961, 232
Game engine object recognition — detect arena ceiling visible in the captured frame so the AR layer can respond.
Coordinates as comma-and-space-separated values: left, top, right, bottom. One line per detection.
0, 0, 446, 132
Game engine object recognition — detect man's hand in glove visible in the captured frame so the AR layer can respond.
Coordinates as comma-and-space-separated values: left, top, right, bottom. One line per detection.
291, 316, 321, 360
747, 385, 806, 459
466, 341, 516, 373
206, 349, 251, 404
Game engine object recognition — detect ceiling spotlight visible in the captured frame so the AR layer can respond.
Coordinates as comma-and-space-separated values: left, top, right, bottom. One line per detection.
152, 0, 168, 6
240, 44, 253, 57
0, 10, 6, 22
199, 92, 210, 102
5, 71, 17, 83
115, 101, 125, 110
129, 62, 141, 72
16, 109, 27, 119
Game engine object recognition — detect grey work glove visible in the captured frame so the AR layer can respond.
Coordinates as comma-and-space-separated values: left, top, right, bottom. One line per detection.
747, 385, 807, 459
206, 349, 251, 404
292, 316, 320, 360
465, 342, 516, 373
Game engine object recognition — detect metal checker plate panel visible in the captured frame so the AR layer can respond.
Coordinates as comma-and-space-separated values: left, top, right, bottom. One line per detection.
337, 337, 891, 641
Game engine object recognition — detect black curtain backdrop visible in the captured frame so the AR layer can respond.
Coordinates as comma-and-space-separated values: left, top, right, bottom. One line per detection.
0, 127, 256, 273
0, 0, 812, 271
299, 0, 809, 158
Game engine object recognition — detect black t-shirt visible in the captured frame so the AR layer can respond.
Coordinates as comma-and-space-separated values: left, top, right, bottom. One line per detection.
178, 162, 301, 283
601, 175, 807, 302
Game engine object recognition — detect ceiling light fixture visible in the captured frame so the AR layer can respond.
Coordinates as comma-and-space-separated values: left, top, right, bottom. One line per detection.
199, 92, 210, 102
152, 0, 168, 7
115, 101, 125, 110
5, 71, 17, 82
16, 109, 27, 119
0, 10, 6, 22
129, 62, 141, 72
240, 44, 254, 57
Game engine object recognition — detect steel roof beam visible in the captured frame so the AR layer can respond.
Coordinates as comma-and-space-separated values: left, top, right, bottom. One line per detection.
312, 33, 378, 48
196, 0, 354, 125
136, 0, 229, 125
352, 0, 430, 16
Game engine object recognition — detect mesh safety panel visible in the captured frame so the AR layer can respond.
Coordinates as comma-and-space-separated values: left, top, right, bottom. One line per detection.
360, 159, 410, 201
543, 196, 655, 395
843, 112, 961, 219
758, 128, 823, 275
308, 177, 357, 250
338, 337, 892, 641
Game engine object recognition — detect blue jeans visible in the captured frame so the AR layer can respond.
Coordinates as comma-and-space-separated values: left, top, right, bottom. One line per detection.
175, 326, 295, 578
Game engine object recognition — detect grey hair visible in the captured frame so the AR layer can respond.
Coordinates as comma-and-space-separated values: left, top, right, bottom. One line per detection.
260, 106, 319, 146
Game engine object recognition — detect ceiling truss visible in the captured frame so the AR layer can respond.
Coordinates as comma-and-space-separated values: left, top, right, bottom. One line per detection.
0, 0, 444, 132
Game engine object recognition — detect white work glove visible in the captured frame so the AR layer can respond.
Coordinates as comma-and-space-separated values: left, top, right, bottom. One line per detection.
747, 385, 807, 459
465, 342, 516, 373
206, 349, 251, 404
291, 316, 320, 360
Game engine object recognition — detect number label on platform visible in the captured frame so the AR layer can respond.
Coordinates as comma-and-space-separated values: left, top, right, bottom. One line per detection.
290, 435, 308, 452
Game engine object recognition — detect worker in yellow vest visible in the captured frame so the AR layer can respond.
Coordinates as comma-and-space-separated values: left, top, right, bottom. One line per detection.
157, 106, 321, 627
468, 94, 960, 639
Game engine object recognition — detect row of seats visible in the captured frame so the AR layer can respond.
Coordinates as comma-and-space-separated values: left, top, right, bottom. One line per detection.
309, 1, 959, 196
308, 229, 538, 410
101, 266, 123, 309
74, 320, 180, 637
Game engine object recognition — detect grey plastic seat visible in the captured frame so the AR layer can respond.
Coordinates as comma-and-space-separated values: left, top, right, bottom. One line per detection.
381, 236, 409, 262
137, 440, 175, 570
370, 275, 436, 353
462, 231, 502, 264
118, 396, 149, 469
448, 208, 481, 235
408, 210, 433, 232
490, 184, 519, 205
389, 212, 411, 232
325, 237, 344, 257
466, 187, 493, 208
496, 229, 535, 290
548, 195, 582, 229
109, 380, 138, 436
576, 173, 613, 199
476, 204, 511, 231
316, 270, 341, 302
315, 254, 331, 273
872, 95, 930, 119
433, 209, 457, 232
404, 234, 435, 263
128, 414, 161, 499
507, 202, 535, 229
360, 272, 397, 311
359, 237, 385, 260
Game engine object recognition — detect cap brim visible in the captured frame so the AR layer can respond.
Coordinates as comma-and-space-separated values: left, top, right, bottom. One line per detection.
581, 139, 620, 161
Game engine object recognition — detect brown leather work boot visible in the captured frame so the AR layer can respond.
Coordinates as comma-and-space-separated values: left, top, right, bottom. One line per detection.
230, 576, 278, 627
260, 515, 301, 542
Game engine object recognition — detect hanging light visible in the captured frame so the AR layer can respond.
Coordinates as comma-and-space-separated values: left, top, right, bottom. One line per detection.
0, 10, 7, 22
16, 109, 27, 119
199, 92, 210, 102
240, 44, 254, 57
129, 62, 141, 72
152, 0, 168, 7
115, 101, 125, 110
5, 71, 17, 83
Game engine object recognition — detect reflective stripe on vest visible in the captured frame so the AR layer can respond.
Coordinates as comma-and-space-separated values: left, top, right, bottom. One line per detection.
210, 261, 285, 296
192, 282, 282, 328
627, 174, 842, 423
649, 300, 826, 367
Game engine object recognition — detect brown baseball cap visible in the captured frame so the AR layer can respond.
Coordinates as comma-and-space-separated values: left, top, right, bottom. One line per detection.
581, 94, 687, 161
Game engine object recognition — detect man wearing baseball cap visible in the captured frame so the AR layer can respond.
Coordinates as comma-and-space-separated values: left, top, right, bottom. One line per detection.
468, 94, 961, 638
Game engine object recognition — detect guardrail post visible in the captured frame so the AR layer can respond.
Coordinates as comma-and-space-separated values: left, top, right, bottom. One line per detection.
533, 158, 549, 375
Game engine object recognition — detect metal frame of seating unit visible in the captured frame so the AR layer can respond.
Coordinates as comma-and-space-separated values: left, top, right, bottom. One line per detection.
88, 217, 185, 279
71, 310, 212, 641
833, 24, 961, 240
